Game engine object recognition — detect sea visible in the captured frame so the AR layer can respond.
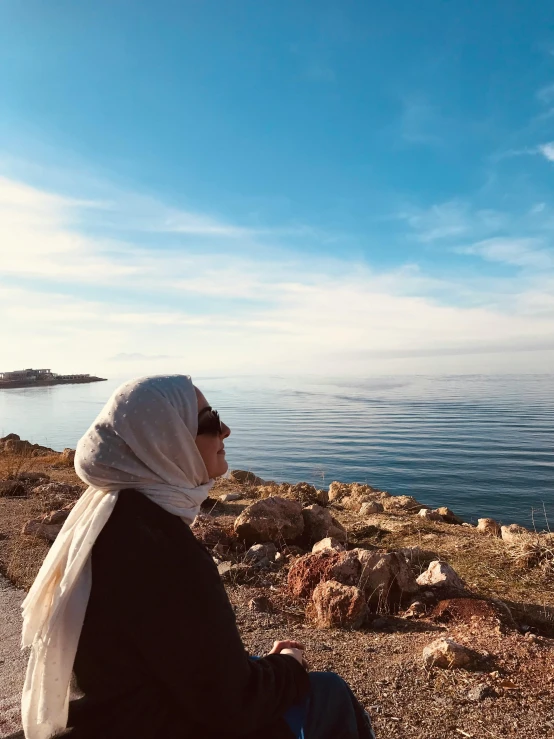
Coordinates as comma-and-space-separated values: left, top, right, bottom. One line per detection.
1, 374, 553, 528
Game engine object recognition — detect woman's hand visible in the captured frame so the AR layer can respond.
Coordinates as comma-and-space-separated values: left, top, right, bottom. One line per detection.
268, 640, 309, 669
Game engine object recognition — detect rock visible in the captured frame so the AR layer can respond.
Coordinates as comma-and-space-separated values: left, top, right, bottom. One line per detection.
192, 514, 233, 549
230, 470, 265, 486
501, 524, 529, 543
200, 496, 218, 510
217, 562, 255, 585
285, 482, 328, 507
32, 482, 82, 500
434, 507, 464, 525
42, 506, 73, 525
423, 638, 473, 669
288, 549, 362, 599
0, 480, 26, 497
312, 537, 345, 554
356, 549, 419, 607
219, 493, 241, 503
359, 501, 384, 515
312, 580, 368, 629
404, 600, 426, 618
328, 481, 352, 503
382, 495, 424, 513
22, 520, 62, 542
249, 595, 273, 613
60, 448, 75, 464
0, 433, 20, 442
302, 504, 347, 544
4, 439, 33, 454
13, 471, 49, 483
416, 561, 465, 590
418, 508, 443, 522
234, 496, 304, 544
244, 542, 277, 566
477, 518, 502, 537
467, 683, 495, 701
328, 481, 386, 505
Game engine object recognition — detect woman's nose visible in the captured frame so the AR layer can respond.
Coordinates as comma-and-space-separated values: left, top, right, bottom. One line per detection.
221, 422, 231, 439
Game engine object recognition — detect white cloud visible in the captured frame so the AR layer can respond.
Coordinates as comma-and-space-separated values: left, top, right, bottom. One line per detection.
456, 237, 554, 270
539, 142, 554, 162
1, 174, 554, 377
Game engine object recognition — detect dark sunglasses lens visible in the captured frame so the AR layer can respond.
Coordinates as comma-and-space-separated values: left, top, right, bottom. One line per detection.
197, 409, 222, 435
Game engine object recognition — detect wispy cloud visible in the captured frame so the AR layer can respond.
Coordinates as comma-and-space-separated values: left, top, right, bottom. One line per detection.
537, 83, 554, 104
455, 237, 554, 270
538, 142, 554, 162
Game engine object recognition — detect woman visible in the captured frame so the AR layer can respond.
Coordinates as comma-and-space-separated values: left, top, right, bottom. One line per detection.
21, 375, 375, 739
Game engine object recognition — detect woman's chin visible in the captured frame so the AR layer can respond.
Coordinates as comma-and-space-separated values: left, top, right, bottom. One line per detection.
211, 457, 229, 478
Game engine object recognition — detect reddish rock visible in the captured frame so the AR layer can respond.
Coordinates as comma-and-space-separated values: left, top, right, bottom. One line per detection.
312, 580, 368, 629
288, 549, 361, 599
234, 496, 304, 544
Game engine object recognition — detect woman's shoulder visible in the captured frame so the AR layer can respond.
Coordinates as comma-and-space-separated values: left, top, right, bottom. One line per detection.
94, 488, 199, 563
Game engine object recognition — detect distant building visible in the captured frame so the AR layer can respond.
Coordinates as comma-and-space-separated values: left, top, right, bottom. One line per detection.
0, 368, 91, 383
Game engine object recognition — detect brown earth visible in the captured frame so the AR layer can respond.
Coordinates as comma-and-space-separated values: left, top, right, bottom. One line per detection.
1, 449, 554, 738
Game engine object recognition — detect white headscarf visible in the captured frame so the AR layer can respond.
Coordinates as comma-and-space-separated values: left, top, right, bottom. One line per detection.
21, 374, 214, 739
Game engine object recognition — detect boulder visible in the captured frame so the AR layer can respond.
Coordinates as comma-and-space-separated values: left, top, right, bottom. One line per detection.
422, 637, 474, 669
382, 495, 424, 513
32, 482, 82, 499
22, 520, 62, 542
477, 518, 502, 537
501, 524, 529, 543
192, 514, 234, 549
0, 433, 20, 442
416, 561, 464, 590
60, 448, 76, 464
244, 542, 277, 567
418, 508, 443, 522
0, 480, 26, 497
14, 471, 49, 483
302, 504, 347, 544
356, 549, 419, 608
230, 470, 265, 486
359, 501, 384, 515
288, 549, 361, 599
234, 496, 304, 544
312, 580, 368, 629
434, 507, 464, 525
4, 439, 33, 454
312, 537, 345, 554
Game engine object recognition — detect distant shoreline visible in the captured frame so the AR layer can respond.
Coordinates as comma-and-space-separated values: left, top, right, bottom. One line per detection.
0, 377, 107, 390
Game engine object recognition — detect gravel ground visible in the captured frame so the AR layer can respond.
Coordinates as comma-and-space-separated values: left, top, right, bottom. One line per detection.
0, 574, 26, 738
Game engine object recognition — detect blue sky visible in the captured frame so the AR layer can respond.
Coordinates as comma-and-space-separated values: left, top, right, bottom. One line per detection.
1, 0, 554, 375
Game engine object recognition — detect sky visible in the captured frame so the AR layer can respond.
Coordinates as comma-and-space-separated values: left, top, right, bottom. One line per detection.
1, 0, 554, 377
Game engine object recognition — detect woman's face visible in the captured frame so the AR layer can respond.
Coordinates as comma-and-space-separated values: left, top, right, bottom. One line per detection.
194, 387, 231, 479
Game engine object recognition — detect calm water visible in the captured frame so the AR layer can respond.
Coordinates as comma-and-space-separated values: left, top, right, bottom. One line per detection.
1, 375, 553, 528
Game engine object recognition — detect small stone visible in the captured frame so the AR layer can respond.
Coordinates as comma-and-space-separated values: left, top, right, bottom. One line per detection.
423, 637, 473, 669
501, 524, 529, 543
312, 537, 345, 554
311, 580, 368, 629
477, 518, 502, 537
249, 595, 273, 613
404, 601, 426, 618
219, 492, 241, 503
434, 507, 464, 525
244, 542, 277, 565
359, 501, 384, 515
418, 508, 443, 522
60, 448, 76, 464
218, 562, 255, 585
22, 520, 62, 542
416, 561, 465, 590
467, 683, 495, 701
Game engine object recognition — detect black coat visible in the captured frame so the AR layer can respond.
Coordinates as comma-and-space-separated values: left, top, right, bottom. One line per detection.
66, 490, 309, 739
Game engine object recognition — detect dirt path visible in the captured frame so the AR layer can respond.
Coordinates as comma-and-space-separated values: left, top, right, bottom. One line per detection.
0, 574, 26, 737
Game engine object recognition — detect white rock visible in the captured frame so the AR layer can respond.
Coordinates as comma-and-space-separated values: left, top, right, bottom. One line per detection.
418, 508, 443, 522
501, 524, 529, 543
244, 542, 277, 564
220, 492, 241, 502
416, 560, 464, 590
423, 638, 473, 669
477, 518, 502, 537
312, 537, 345, 554
359, 500, 384, 515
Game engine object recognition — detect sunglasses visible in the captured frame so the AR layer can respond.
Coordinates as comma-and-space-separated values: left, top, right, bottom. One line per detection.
197, 406, 223, 436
